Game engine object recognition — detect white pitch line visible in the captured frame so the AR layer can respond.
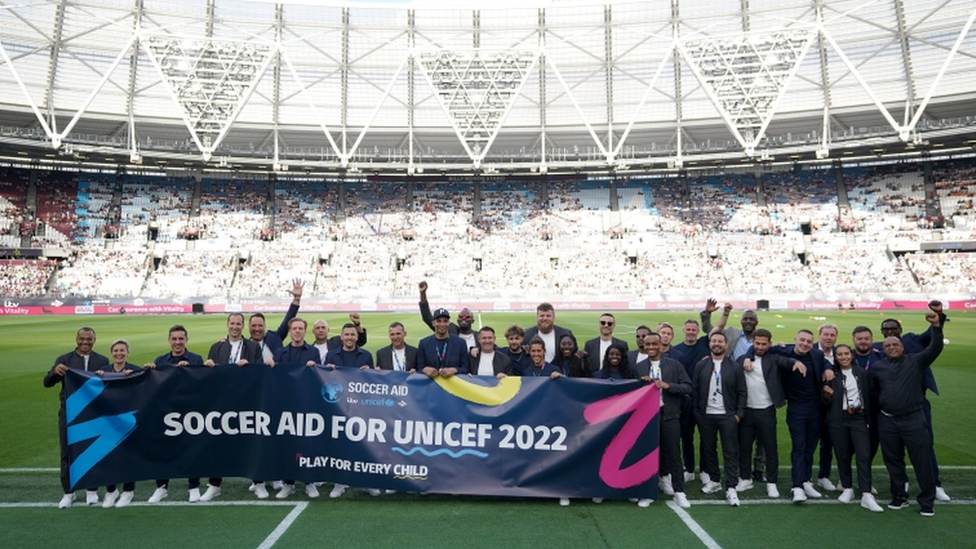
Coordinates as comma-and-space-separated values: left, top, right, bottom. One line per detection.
0, 468, 58, 473
256, 501, 308, 549
667, 500, 723, 549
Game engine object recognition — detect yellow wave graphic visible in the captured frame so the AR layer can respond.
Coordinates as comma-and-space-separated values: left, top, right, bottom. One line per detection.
433, 375, 522, 406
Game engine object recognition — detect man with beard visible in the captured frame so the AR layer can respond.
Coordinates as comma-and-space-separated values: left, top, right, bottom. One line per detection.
627, 325, 652, 367
307, 316, 369, 366
582, 313, 629, 373
871, 309, 945, 516
247, 279, 304, 362
769, 330, 830, 503
471, 326, 512, 377
523, 302, 574, 363
501, 325, 532, 376
691, 332, 746, 507
635, 332, 692, 508
44, 327, 110, 508
737, 329, 806, 498
875, 301, 949, 503
702, 306, 759, 360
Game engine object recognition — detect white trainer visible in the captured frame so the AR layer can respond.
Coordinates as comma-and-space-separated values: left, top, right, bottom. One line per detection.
766, 483, 780, 498
559, 498, 570, 507
817, 477, 837, 491
637, 498, 653, 508
792, 487, 807, 503
683, 471, 695, 483
935, 486, 950, 502
306, 484, 320, 498
591, 497, 604, 503
148, 487, 168, 503
802, 481, 822, 498
735, 478, 754, 492
102, 491, 118, 508
271, 480, 284, 490
860, 493, 884, 512
86, 490, 99, 505
276, 484, 295, 499
701, 480, 722, 494
699, 472, 710, 484
58, 493, 75, 509
838, 488, 854, 503
726, 488, 740, 507
199, 485, 221, 502
673, 492, 691, 509
188, 488, 201, 503
116, 491, 134, 508
329, 484, 347, 499
254, 483, 269, 499
659, 475, 675, 496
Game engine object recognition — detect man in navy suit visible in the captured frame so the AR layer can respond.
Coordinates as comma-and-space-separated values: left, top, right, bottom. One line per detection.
416, 308, 469, 377
248, 278, 304, 361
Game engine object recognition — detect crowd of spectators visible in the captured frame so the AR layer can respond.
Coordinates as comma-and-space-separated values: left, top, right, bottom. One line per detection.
907, 252, 976, 294
0, 260, 55, 297
53, 249, 150, 298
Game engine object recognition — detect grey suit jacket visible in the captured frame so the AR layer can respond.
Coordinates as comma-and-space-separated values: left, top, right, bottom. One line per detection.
375, 344, 418, 372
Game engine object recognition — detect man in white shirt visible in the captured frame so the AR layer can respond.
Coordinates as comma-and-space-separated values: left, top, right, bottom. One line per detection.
814, 323, 841, 492
582, 313, 629, 373
523, 303, 574, 363
376, 322, 418, 373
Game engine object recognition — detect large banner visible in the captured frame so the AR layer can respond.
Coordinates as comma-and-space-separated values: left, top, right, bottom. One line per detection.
63, 367, 661, 499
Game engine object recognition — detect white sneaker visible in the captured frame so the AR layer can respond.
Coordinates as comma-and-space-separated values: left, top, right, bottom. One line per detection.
306, 484, 320, 498
276, 484, 295, 499
673, 492, 691, 509
935, 486, 951, 502
248, 482, 256, 492
86, 490, 99, 505
683, 471, 695, 483
367, 488, 382, 497
838, 488, 854, 503
384, 490, 396, 495
699, 472, 710, 484
188, 488, 201, 503
870, 485, 878, 495
701, 481, 722, 494
559, 498, 570, 507
58, 493, 75, 509
766, 483, 780, 498
329, 484, 347, 499
591, 497, 603, 503
148, 487, 168, 503
802, 481, 822, 498
860, 493, 884, 512
735, 478, 754, 492
817, 477, 837, 491
199, 485, 221, 502
726, 488, 740, 507
659, 475, 675, 496
254, 483, 269, 499
792, 487, 807, 503
637, 498, 653, 508
102, 491, 118, 508
116, 491, 134, 508
271, 480, 284, 490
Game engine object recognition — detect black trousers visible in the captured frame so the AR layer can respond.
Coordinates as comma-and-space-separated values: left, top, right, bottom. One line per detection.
106, 482, 136, 493
878, 410, 935, 509
660, 417, 685, 493
680, 397, 697, 473
58, 408, 71, 493
829, 412, 871, 493
818, 409, 834, 480
696, 412, 739, 489
739, 406, 778, 483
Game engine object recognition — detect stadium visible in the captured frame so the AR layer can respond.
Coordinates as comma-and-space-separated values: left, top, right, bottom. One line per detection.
2, 0, 975, 548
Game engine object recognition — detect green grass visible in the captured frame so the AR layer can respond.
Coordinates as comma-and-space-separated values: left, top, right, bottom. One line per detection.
1, 309, 974, 548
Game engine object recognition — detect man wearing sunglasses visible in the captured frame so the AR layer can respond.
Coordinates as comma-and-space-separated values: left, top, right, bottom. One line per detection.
582, 313, 630, 373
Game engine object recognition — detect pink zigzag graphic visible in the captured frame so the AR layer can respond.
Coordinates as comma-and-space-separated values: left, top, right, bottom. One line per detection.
583, 384, 660, 489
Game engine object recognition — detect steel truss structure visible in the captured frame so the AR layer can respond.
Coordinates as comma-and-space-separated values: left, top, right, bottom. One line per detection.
1, 0, 974, 175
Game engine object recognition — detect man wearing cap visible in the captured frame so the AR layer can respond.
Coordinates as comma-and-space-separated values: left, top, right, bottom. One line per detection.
418, 281, 476, 349
416, 308, 470, 377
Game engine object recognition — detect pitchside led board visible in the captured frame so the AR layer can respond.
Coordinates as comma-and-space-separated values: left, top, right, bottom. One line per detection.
64, 366, 661, 500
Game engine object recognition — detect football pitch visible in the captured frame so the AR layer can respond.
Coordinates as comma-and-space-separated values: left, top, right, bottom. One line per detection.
1, 308, 974, 548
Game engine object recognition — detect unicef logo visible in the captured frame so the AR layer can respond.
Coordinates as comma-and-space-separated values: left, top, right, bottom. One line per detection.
321, 383, 344, 403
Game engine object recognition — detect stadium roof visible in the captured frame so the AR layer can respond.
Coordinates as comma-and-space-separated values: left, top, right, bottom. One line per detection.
1, 0, 974, 176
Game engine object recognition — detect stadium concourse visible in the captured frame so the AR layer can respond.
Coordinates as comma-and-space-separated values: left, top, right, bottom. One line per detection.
1, 157, 975, 304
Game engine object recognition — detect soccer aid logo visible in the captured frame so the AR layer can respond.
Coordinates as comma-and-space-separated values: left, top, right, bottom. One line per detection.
321, 382, 344, 403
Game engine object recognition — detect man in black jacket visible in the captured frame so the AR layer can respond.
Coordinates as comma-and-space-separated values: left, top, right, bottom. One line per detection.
635, 332, 692, 508
871, 309, 945, 517
44, 327, 110, 508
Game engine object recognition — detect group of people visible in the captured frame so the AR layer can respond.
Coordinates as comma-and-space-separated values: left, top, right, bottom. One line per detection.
44, 280, 951, 517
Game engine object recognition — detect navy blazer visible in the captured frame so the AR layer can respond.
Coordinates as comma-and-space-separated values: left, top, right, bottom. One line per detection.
416, 335, 470, 374
375, 344, 419, 372
691, 355, 747, 418
583, 337, 630, 372
633, 356, 692, 420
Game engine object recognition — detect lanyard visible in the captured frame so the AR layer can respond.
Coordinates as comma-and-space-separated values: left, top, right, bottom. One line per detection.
230, 341, 242, 363
393, 349, 405, 371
